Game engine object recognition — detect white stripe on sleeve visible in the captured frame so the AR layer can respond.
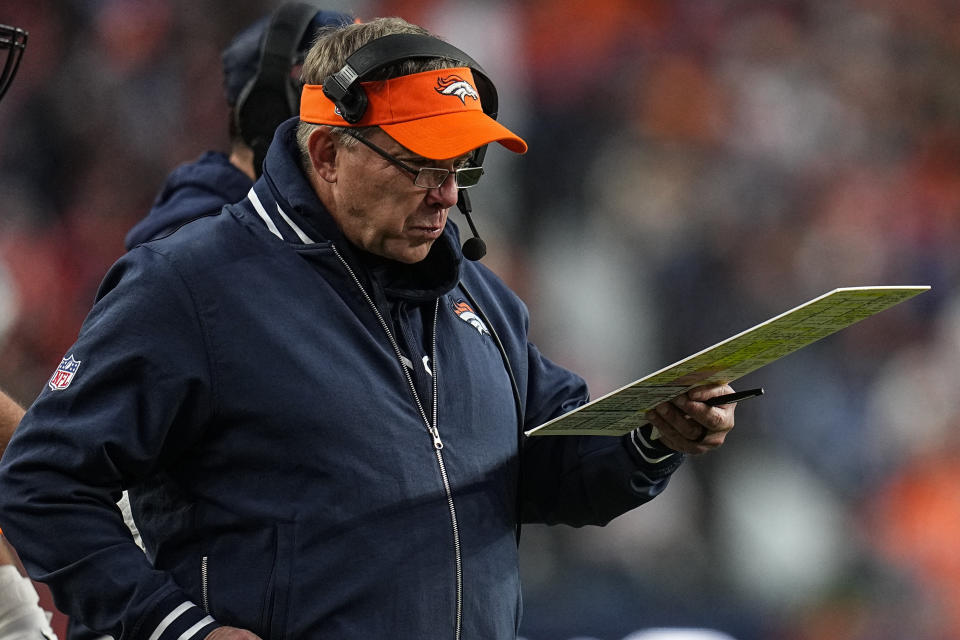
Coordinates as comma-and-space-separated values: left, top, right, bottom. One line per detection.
147, 601, 193, 640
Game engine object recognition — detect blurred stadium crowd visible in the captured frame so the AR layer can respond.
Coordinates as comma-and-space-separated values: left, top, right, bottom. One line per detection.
2, 1, 960, 639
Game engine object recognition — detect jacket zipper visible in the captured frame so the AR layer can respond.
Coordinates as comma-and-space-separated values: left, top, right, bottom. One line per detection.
332, 246, 463, 640
201, 555, 210, 613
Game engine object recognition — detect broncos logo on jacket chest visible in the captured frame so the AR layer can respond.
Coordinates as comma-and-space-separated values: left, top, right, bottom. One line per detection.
452, 299, 489, 335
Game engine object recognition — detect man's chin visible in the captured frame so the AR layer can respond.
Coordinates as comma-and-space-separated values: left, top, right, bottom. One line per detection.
384, 241, 434, 264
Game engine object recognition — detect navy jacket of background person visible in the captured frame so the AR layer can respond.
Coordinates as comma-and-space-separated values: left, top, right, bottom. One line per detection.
124, 151, 252, 249
0, 119, 684, 640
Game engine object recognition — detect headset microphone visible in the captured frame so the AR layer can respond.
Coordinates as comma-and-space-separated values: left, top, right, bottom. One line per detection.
457, 190, 487, 261
457, 138, 489, 261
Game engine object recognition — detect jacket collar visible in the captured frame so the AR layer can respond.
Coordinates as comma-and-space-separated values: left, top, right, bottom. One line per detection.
245, 118, 464, 302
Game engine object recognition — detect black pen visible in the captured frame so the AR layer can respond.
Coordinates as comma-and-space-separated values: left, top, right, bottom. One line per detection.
704, 387, 764, 407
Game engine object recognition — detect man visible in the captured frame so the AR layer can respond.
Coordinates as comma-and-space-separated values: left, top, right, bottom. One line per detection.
123, 3, 353, 250
0, 527, 56, 640
0, 21, 59, 640
72, 6, 355, 640
0, 17, 736, 640
0, 387, 57, 640
0, 22, 29, 450
6, 7, 353, 640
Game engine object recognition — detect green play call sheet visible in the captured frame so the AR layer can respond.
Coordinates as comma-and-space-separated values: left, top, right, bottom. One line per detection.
526, 286, 929, 436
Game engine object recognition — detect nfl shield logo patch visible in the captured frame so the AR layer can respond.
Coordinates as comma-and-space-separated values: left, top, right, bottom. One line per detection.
49, 354, 81, 391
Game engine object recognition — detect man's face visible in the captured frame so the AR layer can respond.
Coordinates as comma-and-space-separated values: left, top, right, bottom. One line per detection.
329, 129, 465, 264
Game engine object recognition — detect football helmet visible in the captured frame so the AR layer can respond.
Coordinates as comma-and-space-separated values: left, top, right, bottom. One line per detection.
0, 24, 28, 102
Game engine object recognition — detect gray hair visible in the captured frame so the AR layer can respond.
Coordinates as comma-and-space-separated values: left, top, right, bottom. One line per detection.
295, 17, 462, 168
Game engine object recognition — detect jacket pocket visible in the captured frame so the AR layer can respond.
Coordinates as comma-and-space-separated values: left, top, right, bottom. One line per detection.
203, 523, 294, 639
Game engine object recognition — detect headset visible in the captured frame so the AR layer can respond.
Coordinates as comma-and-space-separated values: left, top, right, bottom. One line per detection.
234, 2, 321, 179
322, 33, 499, 260
0, 24, 28, 103
321, 33, 498, 123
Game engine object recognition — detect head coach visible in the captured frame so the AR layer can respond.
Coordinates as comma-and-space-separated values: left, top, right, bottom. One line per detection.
0, 16, 736, 640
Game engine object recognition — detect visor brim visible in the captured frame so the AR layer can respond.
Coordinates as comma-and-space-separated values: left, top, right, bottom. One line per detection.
380, 111, 527, 160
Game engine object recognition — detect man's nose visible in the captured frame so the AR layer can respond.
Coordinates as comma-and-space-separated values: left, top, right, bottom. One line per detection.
425, 172, 460, 209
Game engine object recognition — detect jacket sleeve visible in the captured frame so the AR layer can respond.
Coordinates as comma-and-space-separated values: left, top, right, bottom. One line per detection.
0, 246, 221, 640
518, 340, 684, 526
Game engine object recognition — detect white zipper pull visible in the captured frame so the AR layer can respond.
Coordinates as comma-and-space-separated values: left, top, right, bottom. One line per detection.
429, 426, 444, 450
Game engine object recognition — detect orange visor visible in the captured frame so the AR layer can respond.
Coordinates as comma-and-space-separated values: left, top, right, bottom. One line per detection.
300, 67, 527, 160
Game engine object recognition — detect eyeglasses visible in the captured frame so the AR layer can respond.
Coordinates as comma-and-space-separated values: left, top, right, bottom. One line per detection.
343, 129, 484, 189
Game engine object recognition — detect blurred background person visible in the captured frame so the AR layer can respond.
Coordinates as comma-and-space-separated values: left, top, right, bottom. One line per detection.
0, 529, 57, 640
60, 4, 354, 640
1, 4, 353, 639
123, 2, 354, 249
0, 19, 58, 640
0, 1, 956, 639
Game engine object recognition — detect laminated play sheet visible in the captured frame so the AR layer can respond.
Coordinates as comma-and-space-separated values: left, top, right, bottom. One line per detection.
526, 286, 929, 436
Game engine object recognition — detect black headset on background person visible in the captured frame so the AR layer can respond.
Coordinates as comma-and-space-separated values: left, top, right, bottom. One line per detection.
234, 2, 320, 180
322, 33, 500, 261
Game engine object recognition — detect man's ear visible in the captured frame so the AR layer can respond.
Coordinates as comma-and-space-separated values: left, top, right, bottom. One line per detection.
308, 127, 338, 183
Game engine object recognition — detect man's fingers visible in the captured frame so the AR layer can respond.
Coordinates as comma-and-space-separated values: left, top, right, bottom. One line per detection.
646, 393, 735, 454
650, 401, 702, 441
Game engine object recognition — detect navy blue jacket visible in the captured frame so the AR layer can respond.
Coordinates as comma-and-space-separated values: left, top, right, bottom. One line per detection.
124, 151, 252, 249
0, 120, 682, 640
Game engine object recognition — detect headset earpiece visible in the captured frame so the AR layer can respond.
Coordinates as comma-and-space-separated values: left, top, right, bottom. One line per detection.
235, 2, 319, 178
321, 69, 368, 124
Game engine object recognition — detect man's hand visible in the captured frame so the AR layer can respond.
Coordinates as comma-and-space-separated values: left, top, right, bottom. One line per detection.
645, 383, 736, 454
205, 627, 263, 640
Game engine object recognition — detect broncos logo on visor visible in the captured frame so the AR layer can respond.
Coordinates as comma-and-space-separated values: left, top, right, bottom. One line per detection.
453, 299, 489, 335
435, 74, 479, 104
